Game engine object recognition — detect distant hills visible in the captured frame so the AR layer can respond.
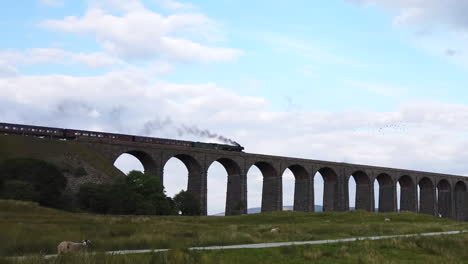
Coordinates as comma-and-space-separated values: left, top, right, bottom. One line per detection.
212, 205, 323, 216
246, 205, 324, 214
211, 206, 377, 215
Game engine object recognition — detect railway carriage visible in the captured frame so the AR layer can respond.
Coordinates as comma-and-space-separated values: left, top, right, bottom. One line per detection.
0, 123, 63, 137
0, 122, 244, 152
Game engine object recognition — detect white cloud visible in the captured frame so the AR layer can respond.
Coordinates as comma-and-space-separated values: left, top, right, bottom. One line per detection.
39, 0, 64, 8
347, 0, 468, 31
297, 65, 319, 78
347, 0, 468, 68
0, 48, 126, 69
155, 0, 193, 10
347, 80, 406, 97
261, 33, 370, 68
0, 62, 18, 77
40, 6, 242, 62
90, 0, 145, 11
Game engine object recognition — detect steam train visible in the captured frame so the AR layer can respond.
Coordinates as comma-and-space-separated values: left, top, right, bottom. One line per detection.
0, 122, 244, 152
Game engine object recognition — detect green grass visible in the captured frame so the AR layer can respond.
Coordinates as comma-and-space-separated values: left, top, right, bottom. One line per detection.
3, 234, 468, 264
0, 134, 122, 177
1, 200, 467, 257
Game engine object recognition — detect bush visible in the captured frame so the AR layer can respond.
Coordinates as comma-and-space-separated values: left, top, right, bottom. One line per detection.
126, 170, 173, 215
77, 183, 111, 214
107, 182, 144, 215
173, 190, 201, 216
0, 158, 67, 208
77, 171, 174, 215
1, 180, 39, 202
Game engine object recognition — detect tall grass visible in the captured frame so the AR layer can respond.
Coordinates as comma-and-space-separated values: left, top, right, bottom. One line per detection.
3, 234, 468, 264
1, 200, 467, 257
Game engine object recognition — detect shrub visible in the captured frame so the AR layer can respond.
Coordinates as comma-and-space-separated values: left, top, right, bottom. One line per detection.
1, 180, 39, 202
106, 182, 144, 215
126, 170, 173, 215
0, 158, 67, 208
77, 183, 111, 214
77, 170, 174, 215
173, 190, 201, 216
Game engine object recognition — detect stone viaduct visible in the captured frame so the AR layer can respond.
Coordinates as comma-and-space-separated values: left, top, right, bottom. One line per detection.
75, 137, 468, 221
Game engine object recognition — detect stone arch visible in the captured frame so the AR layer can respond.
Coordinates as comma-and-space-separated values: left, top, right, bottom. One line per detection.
376, 173, 395, 212
163, 153, 205, 215
207, 158, 244, 215
113, 150, 158, 177
398, 175, 417, 212
284, 164, 312, 212
418, 177, 435, 215
437, 179, 451, 218
316, 167, 339, 212
349, 170, 373, 211
248, 161, 280, 212
167, 154, 202, 176
454, 181, 467, 221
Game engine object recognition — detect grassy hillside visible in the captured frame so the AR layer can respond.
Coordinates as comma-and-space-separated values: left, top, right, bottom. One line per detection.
0, 134, 123, 178
1, 200, 467, 257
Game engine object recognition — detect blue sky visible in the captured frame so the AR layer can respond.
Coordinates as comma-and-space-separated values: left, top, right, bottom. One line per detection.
2, 0, 468, 214
2, 0, 467, 112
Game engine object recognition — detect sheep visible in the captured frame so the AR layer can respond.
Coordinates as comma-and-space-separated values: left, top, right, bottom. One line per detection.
57, 240, 91, 254
384, 218, 391, 222
270, 228, 280, 233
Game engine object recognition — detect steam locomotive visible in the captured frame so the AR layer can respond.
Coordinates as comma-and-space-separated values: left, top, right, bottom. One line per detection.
0, 122, 244, 152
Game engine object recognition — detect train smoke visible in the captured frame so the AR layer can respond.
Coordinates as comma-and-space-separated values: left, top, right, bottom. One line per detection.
142, 117, 173, 135
177, 124, 240, 146
141, 117, 240, 146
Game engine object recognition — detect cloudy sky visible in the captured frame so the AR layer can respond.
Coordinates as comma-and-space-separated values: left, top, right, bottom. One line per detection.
2, 0, 468, 214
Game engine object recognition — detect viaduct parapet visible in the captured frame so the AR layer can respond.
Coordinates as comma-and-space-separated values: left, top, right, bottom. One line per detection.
80, 137, 468, 220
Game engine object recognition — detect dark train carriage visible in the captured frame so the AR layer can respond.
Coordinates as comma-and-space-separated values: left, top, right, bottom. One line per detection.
0, 122, 244, 152
64, 129, 133, 141
134, 136, 192, 147
0, 122, 64, 137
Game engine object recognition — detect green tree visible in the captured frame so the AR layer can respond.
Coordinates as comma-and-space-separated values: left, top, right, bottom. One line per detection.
126, 170, 164, 198
107, 181, 144, 215
173, 190, 201, 216
77, 171, 175, 215
1, 180, 39, 202
126, 170, 172, 215
0, 158, 67, 208
77, 183, 111, 213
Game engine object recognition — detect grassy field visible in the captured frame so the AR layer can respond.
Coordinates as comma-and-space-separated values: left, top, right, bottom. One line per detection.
1, 200, 468, 258
3, 233, 468, 264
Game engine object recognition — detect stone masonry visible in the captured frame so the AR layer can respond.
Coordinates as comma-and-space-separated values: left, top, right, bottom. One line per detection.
69, 137, 468, 220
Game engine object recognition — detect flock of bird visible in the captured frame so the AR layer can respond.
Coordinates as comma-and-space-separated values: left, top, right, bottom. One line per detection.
355, 122, 411, 135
